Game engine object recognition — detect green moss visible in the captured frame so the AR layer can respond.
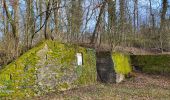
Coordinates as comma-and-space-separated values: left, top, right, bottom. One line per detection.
112, 52, 132, 75
57, 83, 70, 91
46, 40, 96, 86
0, 42, 46, 98
131, 55, 170, 75
0, 46, 140, 98
0, 40, 97, 99
74, 48, 96, 85
0, 42, 45, 99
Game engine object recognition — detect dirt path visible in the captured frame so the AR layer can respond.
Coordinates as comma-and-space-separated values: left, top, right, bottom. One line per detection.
32, 73, 170, 100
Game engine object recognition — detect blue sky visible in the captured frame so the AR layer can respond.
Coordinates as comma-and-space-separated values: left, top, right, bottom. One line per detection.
83, 0, 164, 32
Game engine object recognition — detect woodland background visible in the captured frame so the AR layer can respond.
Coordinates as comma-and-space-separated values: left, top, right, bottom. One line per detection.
0, 0, 170, 66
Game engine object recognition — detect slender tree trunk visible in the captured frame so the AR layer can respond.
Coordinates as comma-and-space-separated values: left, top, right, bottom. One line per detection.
44, 1, 51, 40
119, 0, 126, 43
149, 0, 155, 28
133, 0, 138, 33
91, 1, 106, 44
108, 0, 116, 47
160, 0, 168, 52
3, 0, 19, 58
13, 0, 19, 58
26, 0, 35, 50
69, 0, 83, 41
53, 0, 61, 38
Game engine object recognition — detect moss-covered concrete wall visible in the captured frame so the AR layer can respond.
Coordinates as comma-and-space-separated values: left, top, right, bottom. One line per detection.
0, 40, 96, 99
131, 55, 170, 75
112, 53, 132, 75
1, 40, 168, 99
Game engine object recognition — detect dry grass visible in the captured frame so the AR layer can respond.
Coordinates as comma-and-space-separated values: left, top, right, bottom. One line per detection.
32, 73, 170, 100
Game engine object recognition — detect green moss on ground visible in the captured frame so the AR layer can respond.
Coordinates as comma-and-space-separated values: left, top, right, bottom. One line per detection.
131, 55, 170, 75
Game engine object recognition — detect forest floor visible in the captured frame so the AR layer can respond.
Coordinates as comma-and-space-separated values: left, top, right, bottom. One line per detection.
32, 73, 170, 100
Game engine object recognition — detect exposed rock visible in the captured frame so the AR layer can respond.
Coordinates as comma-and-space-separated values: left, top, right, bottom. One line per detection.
116, 73, 125, 83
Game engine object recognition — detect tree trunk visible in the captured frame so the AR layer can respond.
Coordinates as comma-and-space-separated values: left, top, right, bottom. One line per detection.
3, 0, 19, 58
53, 0, 61, 37
25, 0, 35, 49
160, 0, 168, 52
96, 51, 116, 83
44, 1, 51, 40
149, 0, 155, 28
133, 0, 138, 33
91, 1, 106, 44
119, 0, 126, 43
70, 0, 83, 41
108, 0, 116, 47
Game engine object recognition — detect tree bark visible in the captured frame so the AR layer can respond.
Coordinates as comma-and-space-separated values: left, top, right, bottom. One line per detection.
69, 0, 83, 41
134, 0, 138, 33
25, 0, 35, 49
3, 0, 19, 58
119, 0, 126, 42
108, 0, 116, 47
53, 0, 61, 37
160, 0, 168, 52
149, 0, 155, 28
91, 1, 106, 44
44, 1, 51, 40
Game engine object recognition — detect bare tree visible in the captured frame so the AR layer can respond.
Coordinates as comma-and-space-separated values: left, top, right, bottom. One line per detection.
68, 0, 83, 41
160, 0, 168, 52
149, 0, 155, 29
25, 0, 35, 50
91, 1, 107, 44
108, 0, 116, 47
3, 0, 19, 58
133, 0, 139, 33
119, 0, 126, 42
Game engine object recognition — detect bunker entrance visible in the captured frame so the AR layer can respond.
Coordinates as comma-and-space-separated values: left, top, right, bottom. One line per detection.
96, 51, 116, 83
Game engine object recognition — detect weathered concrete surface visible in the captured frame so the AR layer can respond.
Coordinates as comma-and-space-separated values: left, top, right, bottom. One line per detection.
96, 51, 116, 83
